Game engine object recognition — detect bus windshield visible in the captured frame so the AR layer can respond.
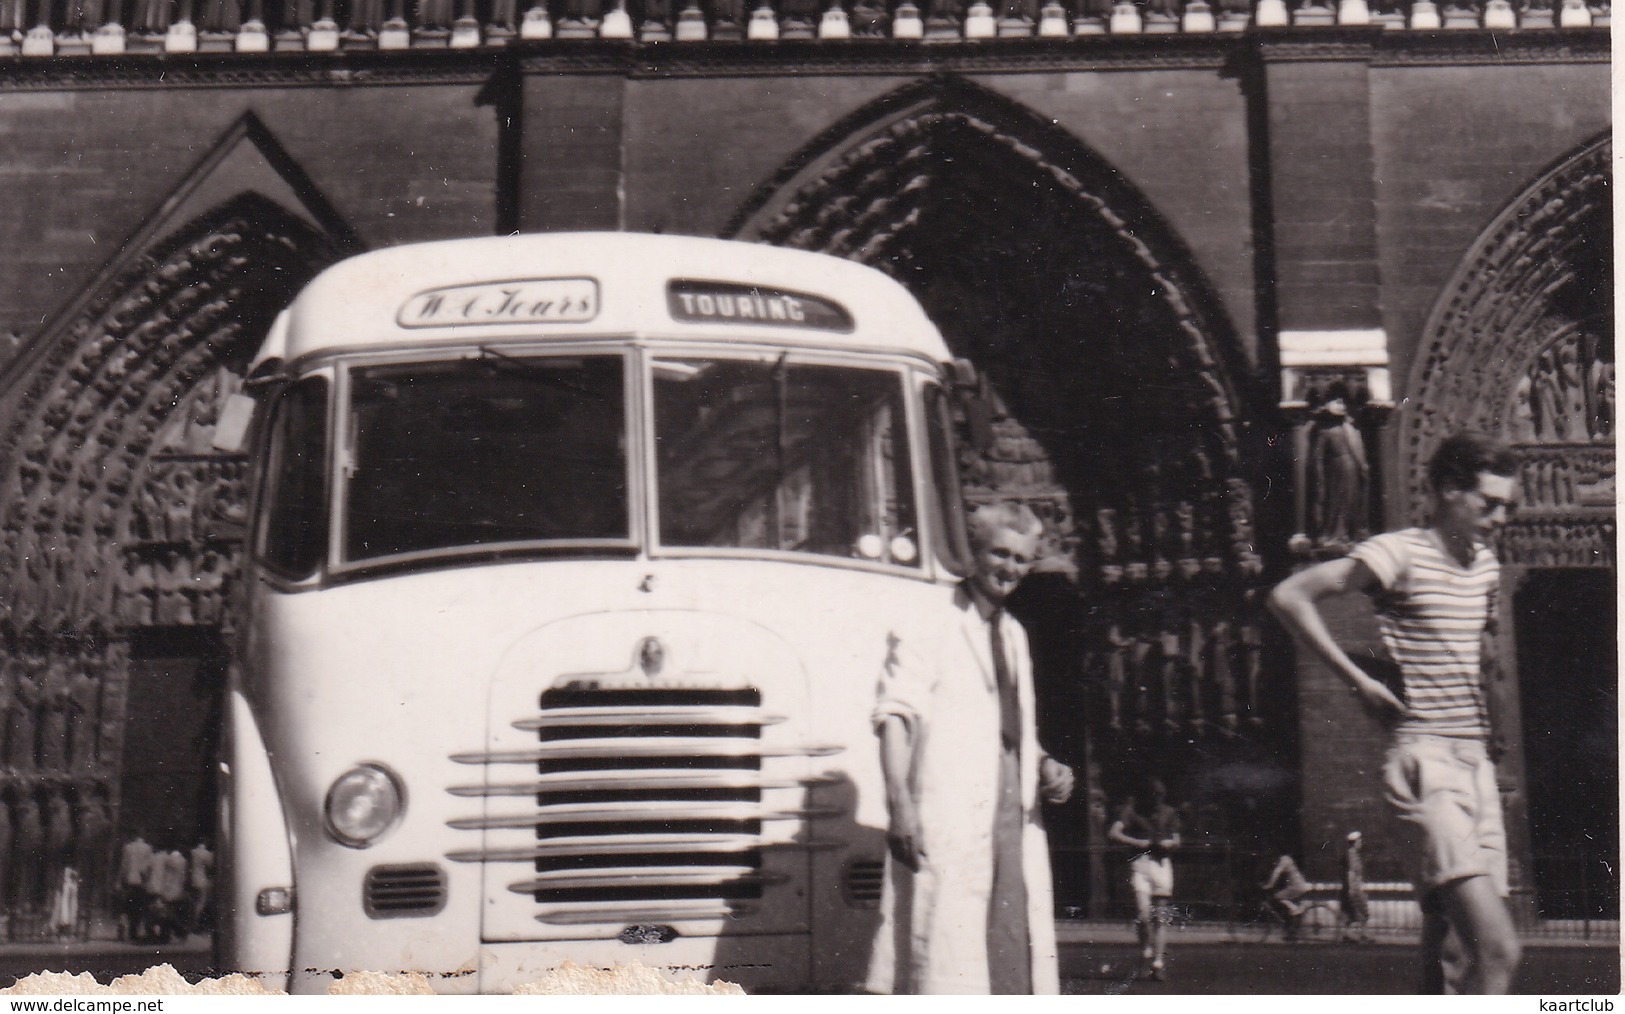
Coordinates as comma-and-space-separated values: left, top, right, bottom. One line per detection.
653, 356, 919, 567
343, 354, 628, 561
321, 350, 922, 569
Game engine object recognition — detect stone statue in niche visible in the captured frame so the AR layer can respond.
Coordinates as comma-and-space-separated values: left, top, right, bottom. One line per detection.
1233, 546, 1267, 728
37, 647, 70, 774
42, 788, 73, 912
1121, 560, 1156, 736
164, 470, 196, 545
1084, 563, 1130, 731
1187, 554, 1235, 735
134, 483, 165, 544
155, 549, 194, 627
66, 643, 102, 773
7, 635, 44, 773
119, 555, 156, 628
75, 788, 112, 917
1150, 557, 1186, 734
1174, 556, 1207, 733
12, 794, 42, 912
1514, 335, 1615, 444
1528, 344, 1576, 441
1306, 389, 1369, 552
193, 548, 227, 626
1224, 478, 1254, 550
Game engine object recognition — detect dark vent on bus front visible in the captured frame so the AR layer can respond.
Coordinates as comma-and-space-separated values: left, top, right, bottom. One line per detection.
843, 859, 885, 907
363, 863, 447, 919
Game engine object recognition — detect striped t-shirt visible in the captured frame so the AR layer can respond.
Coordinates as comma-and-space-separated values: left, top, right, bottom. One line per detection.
1348, 528, 1498, 739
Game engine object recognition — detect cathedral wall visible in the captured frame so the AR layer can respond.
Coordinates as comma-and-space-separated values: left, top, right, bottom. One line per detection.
0, 80, 500, 376
1370, 60, 1611, 506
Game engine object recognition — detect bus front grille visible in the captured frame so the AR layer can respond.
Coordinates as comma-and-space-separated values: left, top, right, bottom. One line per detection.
448, 685, 838, 926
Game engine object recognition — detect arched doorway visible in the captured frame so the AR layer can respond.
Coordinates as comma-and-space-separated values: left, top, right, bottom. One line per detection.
0, 195, 346, 937
732, 75, 1291, 918
1403, 133, 1615, 920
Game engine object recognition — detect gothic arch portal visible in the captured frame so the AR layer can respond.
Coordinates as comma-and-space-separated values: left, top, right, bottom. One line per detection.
731, 75, 1296, 877
1403, 133, 1613, 569
0, 192, 347, 933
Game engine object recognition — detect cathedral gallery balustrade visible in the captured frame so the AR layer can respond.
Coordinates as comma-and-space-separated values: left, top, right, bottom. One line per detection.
0, 0, 1606, 58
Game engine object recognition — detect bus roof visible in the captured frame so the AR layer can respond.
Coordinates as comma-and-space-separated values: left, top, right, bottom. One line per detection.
258, 233, 952, 369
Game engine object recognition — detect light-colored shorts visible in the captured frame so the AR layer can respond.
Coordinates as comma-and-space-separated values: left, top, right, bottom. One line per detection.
1129, 854, 1173, 907
1382, 734, 1508, 897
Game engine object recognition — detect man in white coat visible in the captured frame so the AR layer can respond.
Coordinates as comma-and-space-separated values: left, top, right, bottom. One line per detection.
867, 501, 1076, 994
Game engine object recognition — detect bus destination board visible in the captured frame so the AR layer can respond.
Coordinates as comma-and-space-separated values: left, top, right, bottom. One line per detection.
399, 278, 600, 328
668, 281, 854, 333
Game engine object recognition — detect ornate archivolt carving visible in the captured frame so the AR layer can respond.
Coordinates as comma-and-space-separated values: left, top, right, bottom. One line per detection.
741, 91, 1246, 459
0, 194, 339, 935
1404, 133, 1613, 568
0, 198, 332, 630
736, 78, 1273, 743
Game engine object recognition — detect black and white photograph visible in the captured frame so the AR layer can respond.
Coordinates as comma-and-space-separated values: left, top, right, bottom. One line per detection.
0, 5, 1611, 996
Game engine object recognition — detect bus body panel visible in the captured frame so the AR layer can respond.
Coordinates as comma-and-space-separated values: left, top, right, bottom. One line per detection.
217, 688, 294, 993
239, 558, 954, 991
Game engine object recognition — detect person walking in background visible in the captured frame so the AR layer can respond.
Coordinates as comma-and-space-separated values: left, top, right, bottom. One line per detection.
1342, 831, 1372, 943
48, 866, 78, 940
868, 502, 1075, 995
1108, 777, 1181, 981
116, 831, 153, 942
1270, 430, 1522, 994
145, 847, 188, 944
186, 840, 215, 935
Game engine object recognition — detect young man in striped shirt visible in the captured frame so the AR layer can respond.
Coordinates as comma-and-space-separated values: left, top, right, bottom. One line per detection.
1269, 431, 1521, 994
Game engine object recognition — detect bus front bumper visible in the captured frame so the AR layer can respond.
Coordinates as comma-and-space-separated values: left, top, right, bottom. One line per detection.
475, 932, 812, 994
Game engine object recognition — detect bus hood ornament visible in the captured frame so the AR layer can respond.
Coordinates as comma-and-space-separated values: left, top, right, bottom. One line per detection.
638, 637, 665, 678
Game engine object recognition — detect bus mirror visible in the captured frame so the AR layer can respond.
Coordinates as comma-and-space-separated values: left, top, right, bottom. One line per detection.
212, 393, 257, 453
945, 359, 994, 453
946, 358, 979, 389
962, 388, 994, 453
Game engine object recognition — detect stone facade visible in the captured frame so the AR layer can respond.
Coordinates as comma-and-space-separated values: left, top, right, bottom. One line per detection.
0, 20, 1610, 930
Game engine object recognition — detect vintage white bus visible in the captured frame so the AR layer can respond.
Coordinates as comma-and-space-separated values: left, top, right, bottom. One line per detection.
215, 232, 988, 993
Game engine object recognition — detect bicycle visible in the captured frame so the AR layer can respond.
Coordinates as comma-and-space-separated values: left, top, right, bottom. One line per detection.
1245, 896, 1340, 943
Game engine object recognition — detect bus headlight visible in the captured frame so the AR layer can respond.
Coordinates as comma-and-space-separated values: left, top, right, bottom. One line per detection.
324, 764, 403, 848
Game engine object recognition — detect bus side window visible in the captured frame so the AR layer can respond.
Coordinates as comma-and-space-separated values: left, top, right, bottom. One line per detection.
255, 376, 331, 579
925, 384, 972, 577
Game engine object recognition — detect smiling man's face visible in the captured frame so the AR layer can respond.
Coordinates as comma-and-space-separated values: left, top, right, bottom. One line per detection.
971, 525, 1041, 606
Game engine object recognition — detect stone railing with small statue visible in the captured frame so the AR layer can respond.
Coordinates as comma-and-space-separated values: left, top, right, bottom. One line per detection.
0, 0, 1606, 58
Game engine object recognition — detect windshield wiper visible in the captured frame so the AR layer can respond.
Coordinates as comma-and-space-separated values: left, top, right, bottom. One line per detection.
476, 346, 606, 399
773, 351, 789, 549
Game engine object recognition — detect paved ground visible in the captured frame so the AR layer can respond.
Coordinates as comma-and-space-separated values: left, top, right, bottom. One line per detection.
1058, 940, 1619, 995
0, 929, 1614, 994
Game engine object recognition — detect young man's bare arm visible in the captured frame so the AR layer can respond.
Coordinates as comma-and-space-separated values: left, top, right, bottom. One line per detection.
1107, 820, 1148, 850
1268, 557, 1407, 716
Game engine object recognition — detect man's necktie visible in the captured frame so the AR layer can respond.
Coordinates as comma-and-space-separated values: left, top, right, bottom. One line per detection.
990, 609, 1021, 752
